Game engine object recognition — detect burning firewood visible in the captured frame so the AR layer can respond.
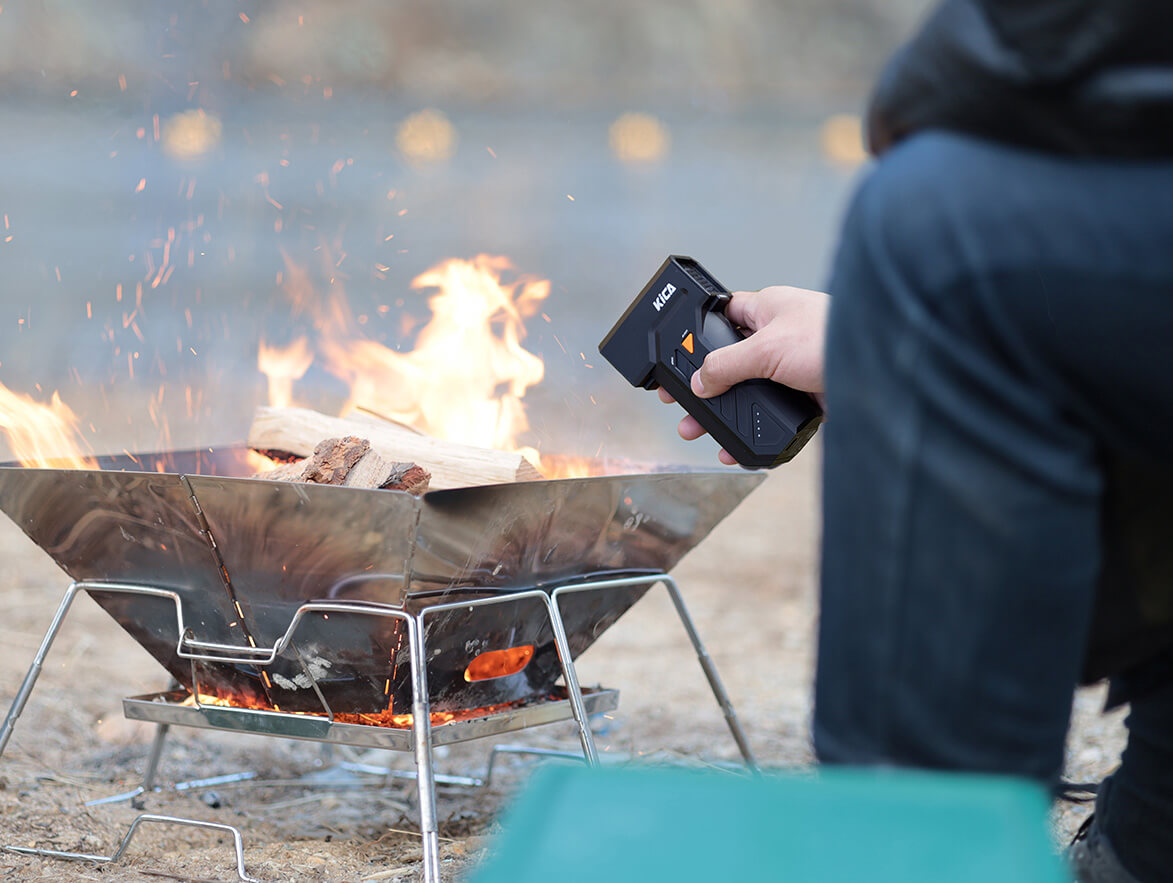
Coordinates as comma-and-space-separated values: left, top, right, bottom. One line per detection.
254, 435, 432, 494
248, 406, 543, 490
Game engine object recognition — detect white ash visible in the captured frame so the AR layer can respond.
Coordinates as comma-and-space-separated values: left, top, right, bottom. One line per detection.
271, 654, 334, 691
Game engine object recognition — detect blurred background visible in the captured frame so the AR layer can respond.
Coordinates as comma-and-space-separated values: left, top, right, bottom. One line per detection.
0, 0, 930, 464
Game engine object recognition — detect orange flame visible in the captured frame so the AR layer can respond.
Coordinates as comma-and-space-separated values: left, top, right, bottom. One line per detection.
246, 449, 282, 473
261, 253, 553, 454
254, 251, 610, 478
0, 383, 94, 469
325, 256, 548, 448
257, 337, 313, 408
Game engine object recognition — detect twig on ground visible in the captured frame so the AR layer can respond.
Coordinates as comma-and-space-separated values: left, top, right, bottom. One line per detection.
141, 870, 237, 883
374, 826, 457, 844
360, 868, 416, 881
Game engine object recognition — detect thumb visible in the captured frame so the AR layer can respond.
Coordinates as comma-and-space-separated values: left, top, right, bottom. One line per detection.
691, 335, 773, 398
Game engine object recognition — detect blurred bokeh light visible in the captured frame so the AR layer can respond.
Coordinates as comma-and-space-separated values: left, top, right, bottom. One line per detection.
609, 113, 671, 165
820, 113, 869, 167
396, 109, 457, 165
161, 109, 223, 162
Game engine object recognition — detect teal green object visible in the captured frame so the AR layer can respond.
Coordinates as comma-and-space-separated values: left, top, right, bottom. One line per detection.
472, 765, 1071, 883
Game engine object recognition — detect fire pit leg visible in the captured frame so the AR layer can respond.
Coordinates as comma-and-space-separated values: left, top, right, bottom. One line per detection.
0, 582, 82, 758
141, 722, 170, 791
543, 595, 600, 767
661, 576, 761, 773
405, 614, 442, 883
139, 679, 181, 793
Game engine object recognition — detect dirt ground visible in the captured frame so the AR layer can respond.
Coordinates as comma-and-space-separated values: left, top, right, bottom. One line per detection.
0, 444, 1125, 881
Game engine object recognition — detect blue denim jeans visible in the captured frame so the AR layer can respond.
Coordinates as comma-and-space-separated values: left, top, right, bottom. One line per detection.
814, 132, 1173, 881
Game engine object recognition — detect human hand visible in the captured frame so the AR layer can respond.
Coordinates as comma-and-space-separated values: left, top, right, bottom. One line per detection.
657, 285, 828, 465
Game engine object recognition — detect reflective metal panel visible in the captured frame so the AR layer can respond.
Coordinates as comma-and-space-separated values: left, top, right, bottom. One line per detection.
0, 467, 237, 642
411, 472, 765, 593
0, 449, 765, 714
0, 466, 268, 699
185, 476, 421, 640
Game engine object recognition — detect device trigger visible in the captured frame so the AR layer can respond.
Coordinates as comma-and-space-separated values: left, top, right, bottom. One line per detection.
705, 291, 732, 313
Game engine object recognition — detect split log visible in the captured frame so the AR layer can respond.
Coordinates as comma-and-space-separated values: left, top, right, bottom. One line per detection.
301, 435, 372, 485
374, 461, 433, 495
255, 435, 432, 495
248, 406, 543, 491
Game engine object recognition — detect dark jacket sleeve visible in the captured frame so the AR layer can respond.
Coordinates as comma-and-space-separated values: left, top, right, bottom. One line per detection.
867, 0, 1173, 157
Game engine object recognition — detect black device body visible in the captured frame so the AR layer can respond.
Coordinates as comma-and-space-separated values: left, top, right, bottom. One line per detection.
599, 255, 822, 468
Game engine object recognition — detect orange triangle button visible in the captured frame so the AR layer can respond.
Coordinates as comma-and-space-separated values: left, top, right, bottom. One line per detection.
681, 332, 694, 354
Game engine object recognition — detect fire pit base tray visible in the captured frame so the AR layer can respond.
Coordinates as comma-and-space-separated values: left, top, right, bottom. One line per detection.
123, 688, 619, 751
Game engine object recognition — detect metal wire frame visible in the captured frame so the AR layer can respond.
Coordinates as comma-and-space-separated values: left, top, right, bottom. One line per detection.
551, 575, 760, 772
0, 573, 758, 882
7, 813, 260, 882
0, 581, 599, 883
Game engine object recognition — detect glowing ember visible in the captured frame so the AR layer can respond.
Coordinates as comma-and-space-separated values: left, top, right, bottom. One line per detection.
177, 689, 534, 729
0, 382, 94, 468
464, 644, 534, 682
246, 449, 282, 473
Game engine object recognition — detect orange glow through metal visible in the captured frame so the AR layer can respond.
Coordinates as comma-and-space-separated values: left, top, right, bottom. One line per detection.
464, 645, 535, 682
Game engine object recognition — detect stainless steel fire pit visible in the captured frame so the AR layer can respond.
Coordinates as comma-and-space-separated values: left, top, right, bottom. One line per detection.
0, 446, 766, 882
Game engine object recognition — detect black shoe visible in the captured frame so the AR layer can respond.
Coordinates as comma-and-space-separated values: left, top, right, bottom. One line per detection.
1068, 814, 1143, 883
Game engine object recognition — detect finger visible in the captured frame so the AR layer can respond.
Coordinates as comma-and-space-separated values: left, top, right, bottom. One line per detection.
657, 387, 676, 404
691, 333, 775, 398
717, 448, 738, 466
678, 414, 706, 441
722, 291, 761, 331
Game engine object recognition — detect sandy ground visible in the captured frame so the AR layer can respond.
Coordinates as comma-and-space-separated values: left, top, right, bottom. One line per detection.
0, 443, 1126, 881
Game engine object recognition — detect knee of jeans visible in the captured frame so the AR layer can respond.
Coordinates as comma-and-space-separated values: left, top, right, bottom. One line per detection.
825, 137, 987, 424
835, 133, 990, 315
827, 159, 950, 377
